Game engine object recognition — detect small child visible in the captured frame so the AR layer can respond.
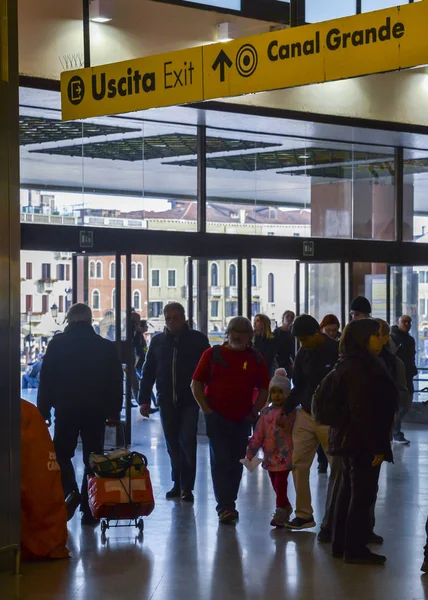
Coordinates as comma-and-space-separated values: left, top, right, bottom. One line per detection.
246, 368, 296, 528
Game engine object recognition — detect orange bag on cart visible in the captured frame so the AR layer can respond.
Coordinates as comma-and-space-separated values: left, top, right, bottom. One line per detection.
21, 400, 69, 560
88, 470, 155, 520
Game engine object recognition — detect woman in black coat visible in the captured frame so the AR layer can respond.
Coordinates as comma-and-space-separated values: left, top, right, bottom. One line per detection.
330, 318, 398, 565
253, 314, 277, 378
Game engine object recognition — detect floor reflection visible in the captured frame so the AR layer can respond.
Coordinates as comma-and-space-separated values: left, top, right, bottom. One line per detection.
4, 419, 428, 599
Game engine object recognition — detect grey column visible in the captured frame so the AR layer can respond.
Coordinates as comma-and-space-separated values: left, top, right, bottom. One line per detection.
0, 0, 21, 573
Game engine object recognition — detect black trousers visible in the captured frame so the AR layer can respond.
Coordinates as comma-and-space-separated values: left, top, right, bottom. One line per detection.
332, 454, 381, 558
54, 414, 105, 515
425, 517, 428, 560
160, 403, 200, 492
205, 412, 249, 514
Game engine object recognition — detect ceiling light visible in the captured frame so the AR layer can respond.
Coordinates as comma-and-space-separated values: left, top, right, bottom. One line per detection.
216, 22, 233, 42
90, 0, 112, 23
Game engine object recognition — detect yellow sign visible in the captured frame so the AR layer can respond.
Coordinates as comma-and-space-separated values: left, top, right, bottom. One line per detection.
61, 2, 428, 121
61, 47, 203, 121
203, 2, 428, 100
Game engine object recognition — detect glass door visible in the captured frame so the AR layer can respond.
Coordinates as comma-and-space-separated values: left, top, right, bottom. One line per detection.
188, 257, 243, 344
388, 265, 426, 400
72, 252, 133, 443
298, 262, 347, 329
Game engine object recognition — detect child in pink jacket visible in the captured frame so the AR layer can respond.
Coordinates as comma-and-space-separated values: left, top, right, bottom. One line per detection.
247, 369, 296, 527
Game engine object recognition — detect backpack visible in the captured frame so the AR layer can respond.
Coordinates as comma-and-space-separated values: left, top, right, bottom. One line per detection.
210, 344, 262, 367
311, 365, 347, 427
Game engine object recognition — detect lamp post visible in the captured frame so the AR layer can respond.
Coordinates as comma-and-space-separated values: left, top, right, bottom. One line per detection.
50, 303, 58, 320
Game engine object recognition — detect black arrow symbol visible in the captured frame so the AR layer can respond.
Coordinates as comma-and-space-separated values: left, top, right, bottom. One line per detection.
212, 49, 233, 83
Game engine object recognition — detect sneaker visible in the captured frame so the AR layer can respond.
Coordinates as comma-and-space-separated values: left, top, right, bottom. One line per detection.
218, 509, 239, 524
65, 490, 81, 521
345, 550, 386, 565
393, 433, 410, 445
166, 486, 181, 499
285, 516, 316, 530
317, 529, 332, 543
181, 490, 194, 503
270, 506, 292, 528
367, 532, 384, 545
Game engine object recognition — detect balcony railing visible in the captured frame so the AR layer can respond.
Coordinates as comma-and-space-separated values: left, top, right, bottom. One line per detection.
182, 285, 198, 299
226, 286, 238, 298
210, 286, 223, 297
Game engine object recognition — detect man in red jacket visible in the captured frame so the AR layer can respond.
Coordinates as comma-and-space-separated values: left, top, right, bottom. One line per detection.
191, 317, 269, 524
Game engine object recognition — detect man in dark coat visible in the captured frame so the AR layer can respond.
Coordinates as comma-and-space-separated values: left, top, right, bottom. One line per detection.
391, 315, 418, 444
139, 302, 210, 502
37, 303, 123, 524
282, 314, 339, 531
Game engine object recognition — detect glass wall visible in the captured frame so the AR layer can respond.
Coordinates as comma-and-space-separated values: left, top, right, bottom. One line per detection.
19, 89, 197, 232
404, 148, 428, 242
205, 128, 396, 240
306, 0, 416, 23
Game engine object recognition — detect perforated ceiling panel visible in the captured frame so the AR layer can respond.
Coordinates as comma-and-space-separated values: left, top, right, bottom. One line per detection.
29, 133, 276, 161
168, 147, 391, 172
20, 116, 138, 146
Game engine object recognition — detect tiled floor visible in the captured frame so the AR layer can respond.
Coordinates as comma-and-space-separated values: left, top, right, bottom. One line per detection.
4, 393, 428, 599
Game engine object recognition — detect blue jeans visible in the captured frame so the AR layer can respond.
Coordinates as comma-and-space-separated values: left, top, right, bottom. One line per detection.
205, 412, 249, 514
22, 374, 39, 389
160, 403, 200, 492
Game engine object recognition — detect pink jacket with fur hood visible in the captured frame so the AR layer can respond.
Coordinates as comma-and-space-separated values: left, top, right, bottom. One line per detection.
247, 406, 296, 471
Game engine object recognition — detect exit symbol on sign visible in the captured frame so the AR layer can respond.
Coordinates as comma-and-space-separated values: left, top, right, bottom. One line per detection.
303, 241, 314, 257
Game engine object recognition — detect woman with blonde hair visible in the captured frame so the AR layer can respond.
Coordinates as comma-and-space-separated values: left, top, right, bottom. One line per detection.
254, 314, 277, 378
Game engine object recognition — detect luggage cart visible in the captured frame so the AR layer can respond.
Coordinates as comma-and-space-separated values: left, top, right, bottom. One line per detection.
89, 423, 154, 536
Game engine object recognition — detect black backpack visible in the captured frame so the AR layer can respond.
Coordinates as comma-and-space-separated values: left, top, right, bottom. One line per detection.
311, 365, 347, 427
210, 345, 262, 367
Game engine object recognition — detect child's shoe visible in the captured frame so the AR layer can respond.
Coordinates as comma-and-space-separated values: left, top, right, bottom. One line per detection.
270, 505, 292, 528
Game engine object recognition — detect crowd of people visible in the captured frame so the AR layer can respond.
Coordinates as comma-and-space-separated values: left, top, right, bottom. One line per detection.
35, 295, 423, 566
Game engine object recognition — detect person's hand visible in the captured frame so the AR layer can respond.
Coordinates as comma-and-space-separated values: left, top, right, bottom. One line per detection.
140, 404, 151, 418
372, 454, 384, 467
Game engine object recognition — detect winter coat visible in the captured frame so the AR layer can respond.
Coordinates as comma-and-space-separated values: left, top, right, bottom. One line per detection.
379, 346, 409, 410
139, 324, 209, 409
328, 352, 398, 462
390, 325, 418, 393
37, 322, 123, 421
274, 328, 295, 377
247, 406, 296, 471
286, 334, 339, 414
254, 335, 278, 378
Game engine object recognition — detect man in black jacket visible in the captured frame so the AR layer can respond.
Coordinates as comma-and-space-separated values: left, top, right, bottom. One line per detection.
283, 314, 339, 530
139, 302, 210, 502
391, 315, 418, 444
37, 303, 123, 524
